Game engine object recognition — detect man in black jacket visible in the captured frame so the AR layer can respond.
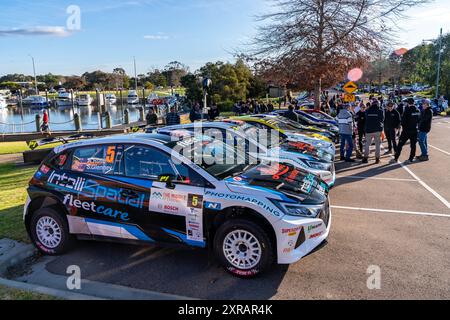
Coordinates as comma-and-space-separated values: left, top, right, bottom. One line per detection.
362, 101, 385, 164
417, 99, 433, 161
355, 103, 367, 155
394, 98, 421, 163
384, 102, 401, 154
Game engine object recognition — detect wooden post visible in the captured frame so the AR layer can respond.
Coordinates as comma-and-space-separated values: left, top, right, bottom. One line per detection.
35, 114, 41, 132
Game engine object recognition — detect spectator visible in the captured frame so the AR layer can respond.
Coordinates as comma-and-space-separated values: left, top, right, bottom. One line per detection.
355, 103, 367, 157
260, 102, 268, 114
166, 106, 181, 126
362, 101, 385, 164
41, 110, 50, 134
146, 108, 158, 126
267, 102, 274, 112
417, 99, 433, 161
337, 104, 355, 162
284, 105, 299, 123
396, 102, 405, 117
384, 102, 401, 154
208, 104, 220, 121
395, 98, 421, 163
189, 103, 202, 123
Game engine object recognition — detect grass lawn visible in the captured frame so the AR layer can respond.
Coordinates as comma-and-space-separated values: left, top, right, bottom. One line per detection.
0, 142, 61, 155
0, 285, 58, 300
0, 163, 38, 242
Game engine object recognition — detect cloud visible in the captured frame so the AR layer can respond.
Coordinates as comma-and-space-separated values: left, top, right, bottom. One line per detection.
0, 26, 71, 37
143, 34, 169, 40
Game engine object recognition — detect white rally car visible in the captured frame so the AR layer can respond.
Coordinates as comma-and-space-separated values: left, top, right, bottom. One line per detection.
155, 122, 336, 187
24, 133, 331, 278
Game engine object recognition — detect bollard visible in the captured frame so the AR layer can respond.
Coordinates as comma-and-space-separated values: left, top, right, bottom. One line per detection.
139, 107, 145, 122
142, 88, 146, 108
97, 112, 102, 130
35, 114, 41, 132
105, 111, 112, 129
96, 89, 101, 113
74, 113, 82, 132
124, 109, 130, 125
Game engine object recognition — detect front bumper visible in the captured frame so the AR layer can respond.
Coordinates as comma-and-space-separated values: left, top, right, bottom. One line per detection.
274, 200, 332, 264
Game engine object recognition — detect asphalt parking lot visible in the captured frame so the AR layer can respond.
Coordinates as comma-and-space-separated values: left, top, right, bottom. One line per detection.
12, 117, 450, 300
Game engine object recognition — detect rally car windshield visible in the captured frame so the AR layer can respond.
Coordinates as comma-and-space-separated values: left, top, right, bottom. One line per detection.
171, 137, 255, 179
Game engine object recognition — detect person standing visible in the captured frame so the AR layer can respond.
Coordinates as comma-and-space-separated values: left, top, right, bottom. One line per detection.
417, 99, 433, 161
189, 104, 202, 123
41, 110, 50, 134
166, 106, 181, 126
208, 103, 220, 121
362, 101, 385, 164
355, 103, 367, 156
395, 98, 421, 163
337, 104, 355, 162
146, 108, 158, 126
384, 102, 401, 154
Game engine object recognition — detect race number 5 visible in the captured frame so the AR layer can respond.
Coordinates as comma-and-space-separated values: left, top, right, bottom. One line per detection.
106, 146, 116, 163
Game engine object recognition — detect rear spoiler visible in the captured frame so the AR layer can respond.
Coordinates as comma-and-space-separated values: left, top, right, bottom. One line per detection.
26, 133, 95, 150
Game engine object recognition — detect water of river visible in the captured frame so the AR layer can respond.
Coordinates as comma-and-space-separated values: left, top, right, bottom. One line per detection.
0, 104, 143, 133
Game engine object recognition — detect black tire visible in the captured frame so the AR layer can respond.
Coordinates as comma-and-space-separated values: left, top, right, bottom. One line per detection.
214, 219, 275, 278
30, 208, 74, 255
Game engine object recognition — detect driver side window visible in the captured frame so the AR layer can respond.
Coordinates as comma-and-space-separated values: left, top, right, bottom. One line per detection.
123, 145, 177, 179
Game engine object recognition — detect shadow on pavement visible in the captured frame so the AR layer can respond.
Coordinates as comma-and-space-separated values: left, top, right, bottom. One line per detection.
45, 241, 288, 299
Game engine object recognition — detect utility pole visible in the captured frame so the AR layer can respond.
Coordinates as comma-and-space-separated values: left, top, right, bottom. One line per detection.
29, 55, 38, 94
436, 28, 443, 100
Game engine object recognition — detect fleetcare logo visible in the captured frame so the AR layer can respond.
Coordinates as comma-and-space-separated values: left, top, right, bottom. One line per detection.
63, 194, 130, 222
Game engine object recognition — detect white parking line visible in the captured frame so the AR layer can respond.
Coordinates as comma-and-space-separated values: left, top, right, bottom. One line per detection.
430, 145, 450, 156
336, 175, 417, 182
381, 146, 450, 209
331, 205, 450, 218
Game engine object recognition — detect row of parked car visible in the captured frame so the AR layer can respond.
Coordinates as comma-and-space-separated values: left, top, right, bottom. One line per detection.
24, 109, 339, 278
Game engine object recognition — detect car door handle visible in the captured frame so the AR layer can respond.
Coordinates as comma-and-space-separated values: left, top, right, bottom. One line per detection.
120, 189, 139, 198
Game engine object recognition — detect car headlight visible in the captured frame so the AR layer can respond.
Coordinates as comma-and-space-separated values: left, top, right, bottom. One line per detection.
284, 205, 322, 217
304, 160, 330, 171
270, 199, 322, 217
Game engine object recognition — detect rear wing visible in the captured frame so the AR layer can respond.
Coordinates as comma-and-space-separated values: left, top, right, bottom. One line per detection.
26, 133, 95, 150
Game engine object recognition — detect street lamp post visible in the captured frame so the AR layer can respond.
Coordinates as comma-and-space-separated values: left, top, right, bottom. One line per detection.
436, 28, 443, 100
29, 55, 38, 94
423, 28, 444, 100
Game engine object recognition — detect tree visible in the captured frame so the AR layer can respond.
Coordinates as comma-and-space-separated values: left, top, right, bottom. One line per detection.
163, 61, 189, 87
248, 0, 430, 109
64, 76, 86, 90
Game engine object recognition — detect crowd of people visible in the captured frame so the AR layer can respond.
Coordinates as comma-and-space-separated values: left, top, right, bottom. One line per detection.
337, 95, 434, 164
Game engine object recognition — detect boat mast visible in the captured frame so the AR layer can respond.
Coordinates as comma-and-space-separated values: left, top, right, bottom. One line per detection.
133, 57, 138, 91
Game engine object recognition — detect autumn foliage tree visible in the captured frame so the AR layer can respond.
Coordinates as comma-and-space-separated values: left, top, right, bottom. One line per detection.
248, 0, 430, 108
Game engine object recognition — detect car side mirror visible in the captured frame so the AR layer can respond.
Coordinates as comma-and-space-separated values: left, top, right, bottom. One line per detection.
158, 174, 176, 189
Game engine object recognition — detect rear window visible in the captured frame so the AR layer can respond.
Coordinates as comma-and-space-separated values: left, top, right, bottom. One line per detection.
71, 145, 121, 175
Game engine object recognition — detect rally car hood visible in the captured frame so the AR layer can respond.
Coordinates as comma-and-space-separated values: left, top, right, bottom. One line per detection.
284, 132, 335, 155
272, 142, 333, 163
225, 162, 329, 204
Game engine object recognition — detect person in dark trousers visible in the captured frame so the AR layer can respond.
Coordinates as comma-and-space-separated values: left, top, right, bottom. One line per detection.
284, 105, 299, 123
267, 102, 274, 112
146, 108, 158, 126
166, 106, 181, 126
189, 104, 202, 123
384, 102, 401, 154
355, 103, 367, 156
395, 98, 421, 163
208, 104, 220, 121
417, 99, 433, 161
337, 104, 355, 162
362, 101, 385, 164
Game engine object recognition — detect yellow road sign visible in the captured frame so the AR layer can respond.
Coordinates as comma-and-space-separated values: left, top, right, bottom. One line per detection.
343, 81, 358, 94
344, 93, 356, 103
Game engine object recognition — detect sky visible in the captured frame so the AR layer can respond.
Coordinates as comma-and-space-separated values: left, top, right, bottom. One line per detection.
0, 0, 449, 77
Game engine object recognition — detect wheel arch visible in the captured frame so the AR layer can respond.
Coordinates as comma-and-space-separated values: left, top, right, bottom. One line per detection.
25, 195, 70, 235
